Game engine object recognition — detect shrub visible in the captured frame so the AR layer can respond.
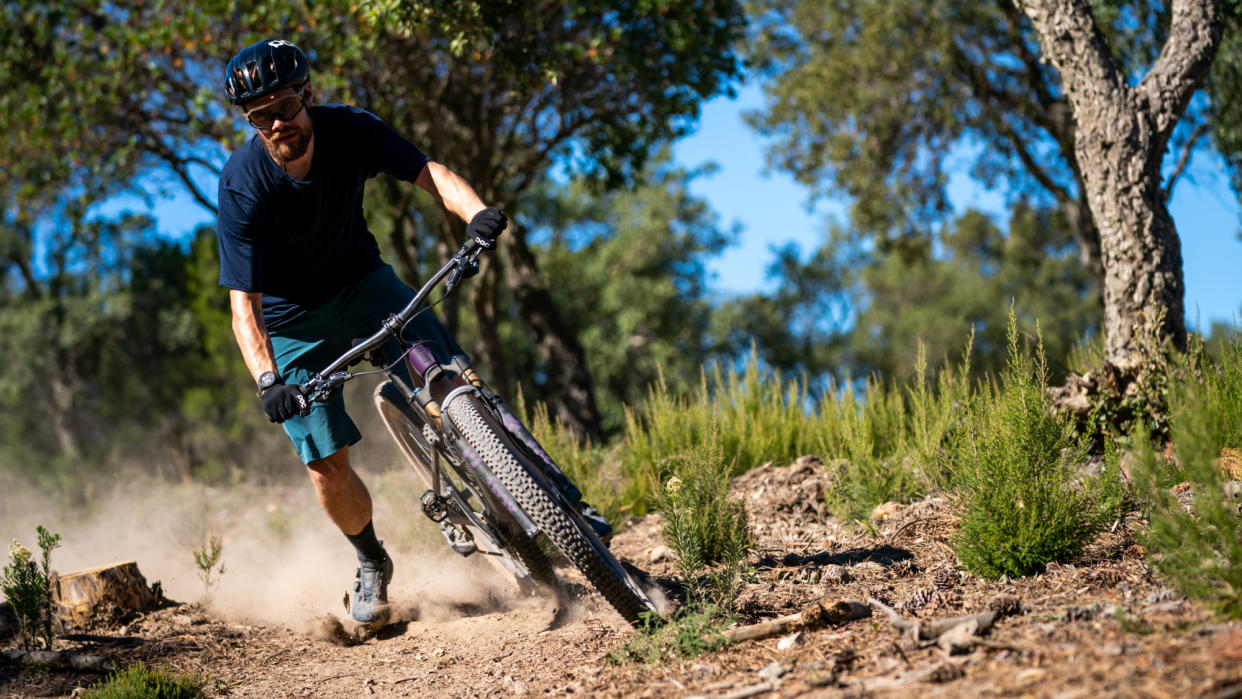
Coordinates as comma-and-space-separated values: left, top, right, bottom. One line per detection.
607, 602, 733, 665
81, 663, 206, 699
658, 433, 752, 608
1133, 331, 1242, 617
192, 533, 225, 597
620, 354, 814, 515
1, 526, 61, 651
953, 313, 1123, 579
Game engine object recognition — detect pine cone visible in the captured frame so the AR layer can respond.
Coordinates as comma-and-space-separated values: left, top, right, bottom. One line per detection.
932, 567, 959, 590
902, 586, 935, 613
890, 559, 918, 578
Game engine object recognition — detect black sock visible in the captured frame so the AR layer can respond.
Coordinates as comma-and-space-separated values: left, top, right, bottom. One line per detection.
345, 521, 387, 562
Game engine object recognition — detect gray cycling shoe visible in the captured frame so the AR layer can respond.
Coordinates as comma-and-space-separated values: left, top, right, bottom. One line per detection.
579, 502, 613, 546
350, 556, 393, 625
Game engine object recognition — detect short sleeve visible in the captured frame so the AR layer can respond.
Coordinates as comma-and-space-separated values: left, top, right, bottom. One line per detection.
355, 108, 430, 183
216, 179, 265, 292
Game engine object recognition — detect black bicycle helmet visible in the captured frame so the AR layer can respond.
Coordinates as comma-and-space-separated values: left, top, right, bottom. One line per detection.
224, 39, 310, 106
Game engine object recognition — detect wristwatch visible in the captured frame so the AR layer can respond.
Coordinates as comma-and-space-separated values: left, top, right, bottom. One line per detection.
256, 371, 280, 395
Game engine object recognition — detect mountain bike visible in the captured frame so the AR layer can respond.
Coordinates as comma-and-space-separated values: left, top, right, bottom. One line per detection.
298, 235, 659, 626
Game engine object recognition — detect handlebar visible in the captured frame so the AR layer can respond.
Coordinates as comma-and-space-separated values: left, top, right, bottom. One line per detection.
299, 236, 490, 402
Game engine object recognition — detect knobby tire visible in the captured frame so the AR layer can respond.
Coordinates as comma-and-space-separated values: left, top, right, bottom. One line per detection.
374, 382, 556, 592
445, 396, 655, 625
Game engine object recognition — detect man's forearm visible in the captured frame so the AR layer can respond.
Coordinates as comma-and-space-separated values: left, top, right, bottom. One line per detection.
416, 161, 487, 224
230, 290, 278, 382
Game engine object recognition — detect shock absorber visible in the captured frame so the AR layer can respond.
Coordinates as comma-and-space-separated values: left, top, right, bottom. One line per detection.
451, 355, 484, 387
410, 386, 443, 430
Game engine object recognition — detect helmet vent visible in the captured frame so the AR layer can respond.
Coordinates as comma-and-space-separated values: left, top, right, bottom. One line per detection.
224, 39, 311, 105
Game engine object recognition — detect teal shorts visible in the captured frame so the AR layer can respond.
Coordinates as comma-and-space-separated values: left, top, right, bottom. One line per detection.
269, 265, 465, 464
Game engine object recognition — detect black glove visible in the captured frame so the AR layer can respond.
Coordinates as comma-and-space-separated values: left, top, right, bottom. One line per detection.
261, 383, 309, 423
466, 207, 507, 249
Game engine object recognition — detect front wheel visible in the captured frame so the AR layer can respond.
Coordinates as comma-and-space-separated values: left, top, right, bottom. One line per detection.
444, 396, 659, 625
374, 381, 556, 594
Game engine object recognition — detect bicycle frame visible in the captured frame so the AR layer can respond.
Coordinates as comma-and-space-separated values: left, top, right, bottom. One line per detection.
300, 236, 545, 540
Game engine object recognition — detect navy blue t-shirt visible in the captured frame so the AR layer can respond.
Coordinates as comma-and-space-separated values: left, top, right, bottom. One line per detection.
217, 104, 430, 329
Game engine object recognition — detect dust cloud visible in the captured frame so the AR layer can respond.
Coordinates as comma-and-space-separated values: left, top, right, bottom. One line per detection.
0, 465, 521, 630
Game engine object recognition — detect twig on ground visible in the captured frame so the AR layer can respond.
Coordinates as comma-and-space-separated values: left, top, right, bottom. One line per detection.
722, 597, 870, 644
0, 649, 115, 673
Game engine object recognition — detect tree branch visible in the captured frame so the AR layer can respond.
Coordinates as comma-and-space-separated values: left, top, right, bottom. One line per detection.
1163, 121, 1210, 200
1137, 0, 1223, 141
1014, 0, 1125, 104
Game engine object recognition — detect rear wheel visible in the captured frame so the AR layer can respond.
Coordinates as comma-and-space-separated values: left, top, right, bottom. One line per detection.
374, 381, 556, 593
444, 395, 659, 625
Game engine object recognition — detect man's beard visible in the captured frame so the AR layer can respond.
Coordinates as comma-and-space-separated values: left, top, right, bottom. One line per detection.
262, 126, 312, 165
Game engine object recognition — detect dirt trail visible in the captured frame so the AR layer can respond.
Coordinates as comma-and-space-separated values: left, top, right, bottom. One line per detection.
4, 457, 1242, 697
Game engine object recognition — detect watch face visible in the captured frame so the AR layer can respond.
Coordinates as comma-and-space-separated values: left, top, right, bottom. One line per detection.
258, 371, 279, 390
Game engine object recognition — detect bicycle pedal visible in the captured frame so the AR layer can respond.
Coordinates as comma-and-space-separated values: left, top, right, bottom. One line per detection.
420, 490, 448, 522
438, 520, 477, 557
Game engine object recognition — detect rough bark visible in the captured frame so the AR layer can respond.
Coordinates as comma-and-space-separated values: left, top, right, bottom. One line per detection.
1016, 0, 1222, 371
51, 561, 156, 630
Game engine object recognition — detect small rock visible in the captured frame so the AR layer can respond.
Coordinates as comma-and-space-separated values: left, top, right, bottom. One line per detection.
647, 545, 671, 565
777, 632, 802, 650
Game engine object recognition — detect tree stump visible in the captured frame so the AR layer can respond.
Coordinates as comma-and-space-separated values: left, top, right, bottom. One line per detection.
51, 561, 155, 629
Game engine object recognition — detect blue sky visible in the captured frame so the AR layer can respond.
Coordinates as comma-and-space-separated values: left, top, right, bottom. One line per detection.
131, 84, 1242, 329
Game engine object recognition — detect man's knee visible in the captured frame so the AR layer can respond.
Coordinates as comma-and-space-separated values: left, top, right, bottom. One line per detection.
306, 447, 353, 489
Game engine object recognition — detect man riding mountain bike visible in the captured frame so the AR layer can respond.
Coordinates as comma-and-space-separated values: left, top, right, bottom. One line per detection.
216, 38, 609, 625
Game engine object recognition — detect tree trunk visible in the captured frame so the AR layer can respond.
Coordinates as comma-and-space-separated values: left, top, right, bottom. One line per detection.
501, 229, 602, 441
51, 561, 156, 630
1017, 0, 1222, 371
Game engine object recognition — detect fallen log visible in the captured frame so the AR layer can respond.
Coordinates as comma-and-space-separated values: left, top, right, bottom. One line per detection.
52, 561, 156, 629
0, 649, 115, 673
722, 597, 870, 644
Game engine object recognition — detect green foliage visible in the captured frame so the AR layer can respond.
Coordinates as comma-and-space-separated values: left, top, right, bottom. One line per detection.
607, 603, 733, 666
0, 222, 277, 490
619, 352, 816, 514
818, 378, 919, 521
657, 435, 752, 608
745, 0, 1224, 262
1, 526, 61, 651
526, 153, 732, 435
1133, 329, 1242, 617
192, 533, 225, 597
723, 205, 1097, 388
953, 313, 1123, 579
82, 663, 206, 699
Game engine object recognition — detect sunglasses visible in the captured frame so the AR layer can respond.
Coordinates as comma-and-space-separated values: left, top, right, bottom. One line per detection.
243, 91, 306, 130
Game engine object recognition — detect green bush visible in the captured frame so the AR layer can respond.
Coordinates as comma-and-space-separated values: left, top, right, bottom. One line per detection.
658, 434, 752, 608
819, 375, 921, 520
953, 314, 1123, 579
607, 602, 733, 665
82, 663, 206, 699
620, 354, 815, 515
1133, 331, 1242, 617
1, 526, 61, 651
